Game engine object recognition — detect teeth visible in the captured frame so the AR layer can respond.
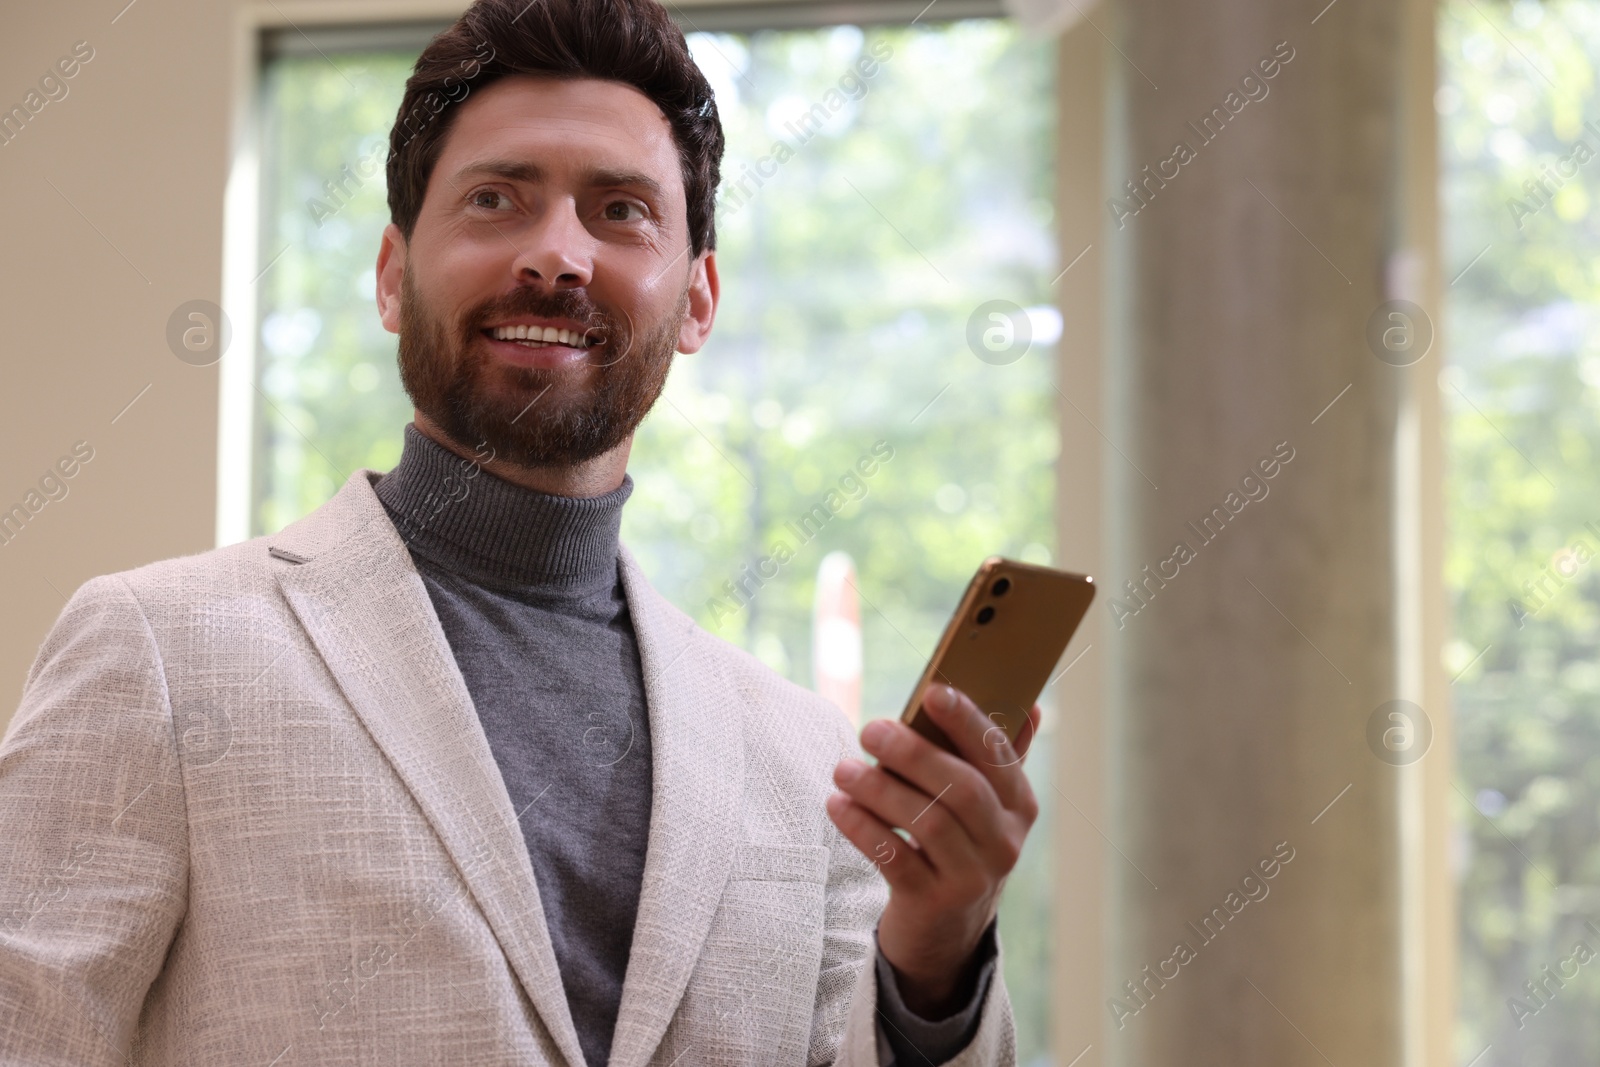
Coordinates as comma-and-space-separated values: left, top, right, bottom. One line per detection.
490, 325, 589, 347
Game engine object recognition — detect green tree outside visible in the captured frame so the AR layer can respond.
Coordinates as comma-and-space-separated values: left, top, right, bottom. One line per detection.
1444, 1, 1600, 1060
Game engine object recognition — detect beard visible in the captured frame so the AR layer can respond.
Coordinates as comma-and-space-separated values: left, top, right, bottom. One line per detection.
396, 262, 686, 469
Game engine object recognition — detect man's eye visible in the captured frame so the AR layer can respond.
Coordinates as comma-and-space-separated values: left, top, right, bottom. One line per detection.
470, 190, 512, 211
603, 200, 644, 222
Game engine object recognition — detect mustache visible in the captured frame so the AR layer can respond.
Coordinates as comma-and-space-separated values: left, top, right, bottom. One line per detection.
463, 287, 635, 366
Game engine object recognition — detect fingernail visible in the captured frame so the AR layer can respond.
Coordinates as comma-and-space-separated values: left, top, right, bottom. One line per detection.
861, 720, 891, 748
931, 683, 958, 713
836, 759, 865, 784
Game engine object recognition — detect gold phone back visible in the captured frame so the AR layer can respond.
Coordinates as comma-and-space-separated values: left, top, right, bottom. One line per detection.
902, 558, 1096, 754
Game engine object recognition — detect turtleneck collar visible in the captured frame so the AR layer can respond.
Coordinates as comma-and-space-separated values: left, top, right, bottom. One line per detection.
374, 423, 631, 590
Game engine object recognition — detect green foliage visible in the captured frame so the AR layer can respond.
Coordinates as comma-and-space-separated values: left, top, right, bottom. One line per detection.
256, 52, 417, 534
1444, 1, 1600, 1060
256, 21, 1060, 1062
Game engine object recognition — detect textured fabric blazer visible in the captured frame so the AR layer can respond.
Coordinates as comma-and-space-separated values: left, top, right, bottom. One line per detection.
0, 470, 1015, 1066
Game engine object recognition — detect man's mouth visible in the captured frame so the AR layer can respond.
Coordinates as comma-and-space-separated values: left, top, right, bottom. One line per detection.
485, 324, 595, 349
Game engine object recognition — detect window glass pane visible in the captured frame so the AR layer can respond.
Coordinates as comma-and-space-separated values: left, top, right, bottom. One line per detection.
1442, 2, 1600, 1061
256, 51, 418, 532
255, 20, 1058, 1061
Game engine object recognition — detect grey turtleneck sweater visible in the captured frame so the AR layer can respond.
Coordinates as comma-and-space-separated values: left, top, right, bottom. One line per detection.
375, 424, 992, 1067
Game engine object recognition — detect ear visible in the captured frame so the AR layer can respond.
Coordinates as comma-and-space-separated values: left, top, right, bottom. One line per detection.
676, 250, 719, 355
376, 222, 408, 335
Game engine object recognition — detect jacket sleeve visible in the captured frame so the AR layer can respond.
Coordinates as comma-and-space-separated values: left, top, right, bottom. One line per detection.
808, 715, 1017, 1066
0, 574, 189, 1066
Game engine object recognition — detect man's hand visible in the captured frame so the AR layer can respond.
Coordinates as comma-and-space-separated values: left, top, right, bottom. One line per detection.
824, 682, 1041, 1018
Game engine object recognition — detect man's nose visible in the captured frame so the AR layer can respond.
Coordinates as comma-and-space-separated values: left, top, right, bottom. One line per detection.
511, 201, 594, 289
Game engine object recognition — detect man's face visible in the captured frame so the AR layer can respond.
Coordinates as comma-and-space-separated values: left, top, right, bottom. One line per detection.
376, 75, 718, 469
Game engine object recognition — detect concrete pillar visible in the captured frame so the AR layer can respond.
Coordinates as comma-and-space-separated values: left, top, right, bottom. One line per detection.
1051, 16, 1108, 1064
1101, 0, 1418, 1061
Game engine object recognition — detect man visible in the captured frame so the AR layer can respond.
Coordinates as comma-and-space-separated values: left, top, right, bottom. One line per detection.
0, 0, 1040, 1063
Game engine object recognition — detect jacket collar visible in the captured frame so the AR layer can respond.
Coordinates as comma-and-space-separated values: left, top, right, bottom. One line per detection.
267, 470, 745, 1067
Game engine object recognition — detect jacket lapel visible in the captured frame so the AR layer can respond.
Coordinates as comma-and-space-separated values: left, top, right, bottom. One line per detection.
606, 544, 745, 1067
267, 472, 589, 1067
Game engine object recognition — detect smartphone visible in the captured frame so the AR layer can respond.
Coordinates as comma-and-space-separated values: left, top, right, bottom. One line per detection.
900, 557, 1096, 756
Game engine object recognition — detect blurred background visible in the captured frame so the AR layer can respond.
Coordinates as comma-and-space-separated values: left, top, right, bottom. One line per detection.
2, 0, 1596, 1062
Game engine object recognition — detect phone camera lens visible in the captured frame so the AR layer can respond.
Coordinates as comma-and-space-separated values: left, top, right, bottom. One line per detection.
991, 577, 1011, 597
976, 606, 996, 624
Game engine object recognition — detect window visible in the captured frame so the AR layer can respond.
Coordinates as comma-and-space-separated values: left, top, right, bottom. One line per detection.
251, 14, 1059, 1059
1442, 1, 1600, 1060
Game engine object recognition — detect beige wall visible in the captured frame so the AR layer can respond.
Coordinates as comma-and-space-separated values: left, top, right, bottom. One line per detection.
0, 1, 473, 739
1, 1, 229, 734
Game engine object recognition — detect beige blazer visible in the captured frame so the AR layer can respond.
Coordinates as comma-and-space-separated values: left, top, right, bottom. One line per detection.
0, 470, 1015, 1066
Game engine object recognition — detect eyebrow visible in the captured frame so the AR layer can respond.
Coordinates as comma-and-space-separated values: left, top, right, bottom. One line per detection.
452, 158, 665, 199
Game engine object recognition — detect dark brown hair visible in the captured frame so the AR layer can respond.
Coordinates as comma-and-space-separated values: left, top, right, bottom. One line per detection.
385, 0, 724, 255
